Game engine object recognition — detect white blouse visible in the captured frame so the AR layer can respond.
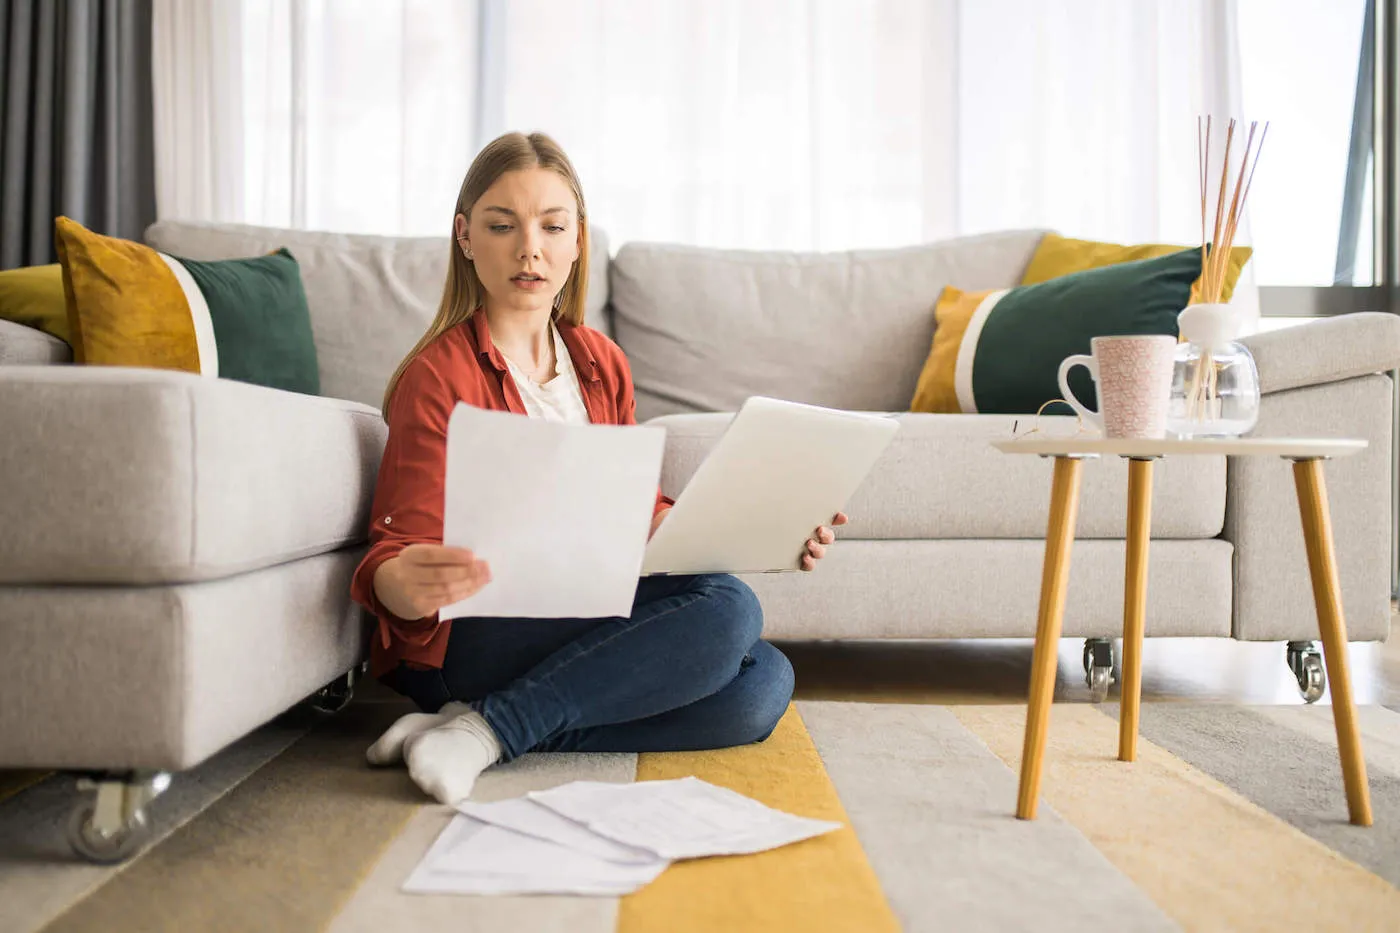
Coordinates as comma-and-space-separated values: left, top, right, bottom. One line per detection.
502, 323, 591, 425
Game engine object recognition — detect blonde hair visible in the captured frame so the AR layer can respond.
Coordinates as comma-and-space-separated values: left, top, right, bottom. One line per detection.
381, 131, 591, 419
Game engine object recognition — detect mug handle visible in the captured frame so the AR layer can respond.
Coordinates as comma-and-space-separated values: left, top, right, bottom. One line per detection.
1056, 354, 1103, 433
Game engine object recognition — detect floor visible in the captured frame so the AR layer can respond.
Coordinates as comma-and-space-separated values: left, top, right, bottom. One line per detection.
782, 606, 1400, 708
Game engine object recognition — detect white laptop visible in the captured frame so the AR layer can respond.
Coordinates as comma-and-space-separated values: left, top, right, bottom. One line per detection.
641, 396, 901, 576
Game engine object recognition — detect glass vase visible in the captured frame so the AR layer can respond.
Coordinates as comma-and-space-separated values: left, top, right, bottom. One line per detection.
1165, 302, 1260, 439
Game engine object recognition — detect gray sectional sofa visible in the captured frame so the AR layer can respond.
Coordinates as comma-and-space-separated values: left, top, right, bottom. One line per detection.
2, 220, 1396, 861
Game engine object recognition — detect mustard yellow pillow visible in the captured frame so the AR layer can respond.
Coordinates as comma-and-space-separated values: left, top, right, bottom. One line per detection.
1020, 233, 1252, 304
0, 263, 70, 345
910, 286, 994, 413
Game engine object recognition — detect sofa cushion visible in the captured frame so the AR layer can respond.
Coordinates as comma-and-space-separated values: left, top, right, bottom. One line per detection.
0, 318, 71, 365
143, 220, 612, 409
743, 539, 1233, 640
609, 230, 1048, 421
0, 366, 387, 584
651, 412, 1225, 539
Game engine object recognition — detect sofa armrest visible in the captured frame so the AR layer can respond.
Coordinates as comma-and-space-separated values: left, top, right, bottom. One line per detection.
1225, 373, 1393, 642
0, 365, 386, 584
1241, 312, 1400, 395
0, 318, 71, 365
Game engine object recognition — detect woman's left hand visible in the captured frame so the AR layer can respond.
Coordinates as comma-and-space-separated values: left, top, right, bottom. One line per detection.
801, 512, 848, 571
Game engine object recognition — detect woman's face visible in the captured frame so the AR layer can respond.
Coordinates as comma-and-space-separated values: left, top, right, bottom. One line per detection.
456, 167, 581, 316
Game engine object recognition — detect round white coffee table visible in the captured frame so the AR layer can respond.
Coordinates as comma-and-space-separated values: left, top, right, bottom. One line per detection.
991, 436, 1373, 827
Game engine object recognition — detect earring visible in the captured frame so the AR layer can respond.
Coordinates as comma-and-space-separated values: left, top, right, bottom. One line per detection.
455, 235, 472, 260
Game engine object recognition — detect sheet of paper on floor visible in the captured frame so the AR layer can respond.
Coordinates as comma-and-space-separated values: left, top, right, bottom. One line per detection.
456, 797, 657, 864
440, 402, 665, 620
402, 814, 670, 897
527, 776, 843, 859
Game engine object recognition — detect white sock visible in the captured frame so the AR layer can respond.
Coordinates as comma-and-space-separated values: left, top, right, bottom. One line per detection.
403, 710, 503, 806
365, 701, 472, 766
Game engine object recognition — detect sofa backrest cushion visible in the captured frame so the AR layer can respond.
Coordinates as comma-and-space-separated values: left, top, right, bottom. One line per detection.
608, 230, 1048, 420
144, 221, 611, 408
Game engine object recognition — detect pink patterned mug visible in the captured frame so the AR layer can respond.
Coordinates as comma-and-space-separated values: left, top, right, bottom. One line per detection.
1056, 335, 1178, 439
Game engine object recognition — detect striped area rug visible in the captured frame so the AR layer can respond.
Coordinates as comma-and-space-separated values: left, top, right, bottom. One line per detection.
5, 699, 1400, 932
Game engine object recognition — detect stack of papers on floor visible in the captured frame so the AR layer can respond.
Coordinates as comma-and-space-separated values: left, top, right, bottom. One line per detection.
403, 776, 843, 896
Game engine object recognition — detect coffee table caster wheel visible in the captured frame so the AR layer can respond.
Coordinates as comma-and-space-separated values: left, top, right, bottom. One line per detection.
1287, 641, 1326, 703
1083, 638, 1115, 703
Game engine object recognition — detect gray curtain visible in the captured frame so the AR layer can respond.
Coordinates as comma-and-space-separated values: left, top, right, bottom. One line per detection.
0, 0, 156, 269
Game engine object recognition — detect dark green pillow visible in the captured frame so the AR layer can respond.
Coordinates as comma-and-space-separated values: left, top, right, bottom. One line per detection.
967, 248, 1197, 414
174, 248, 320, 395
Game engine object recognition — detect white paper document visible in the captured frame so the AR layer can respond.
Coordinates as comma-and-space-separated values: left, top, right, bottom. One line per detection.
527, 777, 843, 860
456, 797, 657, 864
402, 814, 670, 897
440, 403, 666, 620
403, 778, 843, 897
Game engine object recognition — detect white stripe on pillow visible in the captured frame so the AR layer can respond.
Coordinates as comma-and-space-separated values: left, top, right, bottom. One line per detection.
953, 289, 1008, 414
157, 252, 219, 378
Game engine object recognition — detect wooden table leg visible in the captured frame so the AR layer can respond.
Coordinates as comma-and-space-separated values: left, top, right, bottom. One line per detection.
1119, 457, 1154, 762
1291, 457, 1373, 827
1017, 456, 1084, 820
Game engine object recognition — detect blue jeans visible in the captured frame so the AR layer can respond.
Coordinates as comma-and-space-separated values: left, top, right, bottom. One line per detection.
389, 574, 795, 761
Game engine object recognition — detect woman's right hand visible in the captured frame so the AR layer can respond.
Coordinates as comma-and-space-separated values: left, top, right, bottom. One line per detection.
373, 544, 492, 621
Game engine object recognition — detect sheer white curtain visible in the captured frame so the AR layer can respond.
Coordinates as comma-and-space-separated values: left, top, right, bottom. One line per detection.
497, 0, 958, 251
155, 0, 479, 236
152, 0, 246, 223
242, 0, 478, 234
956, 0, 1243, 248
153, 0, 1246, 256
494, 0, 1253, 317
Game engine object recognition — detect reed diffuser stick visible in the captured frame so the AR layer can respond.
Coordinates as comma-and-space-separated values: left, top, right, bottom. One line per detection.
1212, 121, 1257, 301
1206, 119, 1236, 302
1186, 115, 1268, 429
1198, 116, 1208, 302
1238, 121, 1269, 217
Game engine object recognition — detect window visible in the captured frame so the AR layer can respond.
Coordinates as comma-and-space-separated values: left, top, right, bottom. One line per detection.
1237, 0, 1373, 286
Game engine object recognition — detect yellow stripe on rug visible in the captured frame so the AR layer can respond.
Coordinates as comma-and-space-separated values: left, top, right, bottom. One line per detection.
953, 704, 1400, 932
619, 704, 899, 933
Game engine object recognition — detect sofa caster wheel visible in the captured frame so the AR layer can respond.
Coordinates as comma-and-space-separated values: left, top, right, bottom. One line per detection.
1083, 638, 1115, 703
68, 771, 170, 864
1287, 641, 1326, 703
68, 801, 151, 864
310, 668, 357, 714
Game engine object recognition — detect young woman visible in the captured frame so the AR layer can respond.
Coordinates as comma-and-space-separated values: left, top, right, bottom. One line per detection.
350, 132, 847, 805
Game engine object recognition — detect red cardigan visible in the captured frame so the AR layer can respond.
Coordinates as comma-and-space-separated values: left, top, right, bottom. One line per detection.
350, 312, 673, 677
